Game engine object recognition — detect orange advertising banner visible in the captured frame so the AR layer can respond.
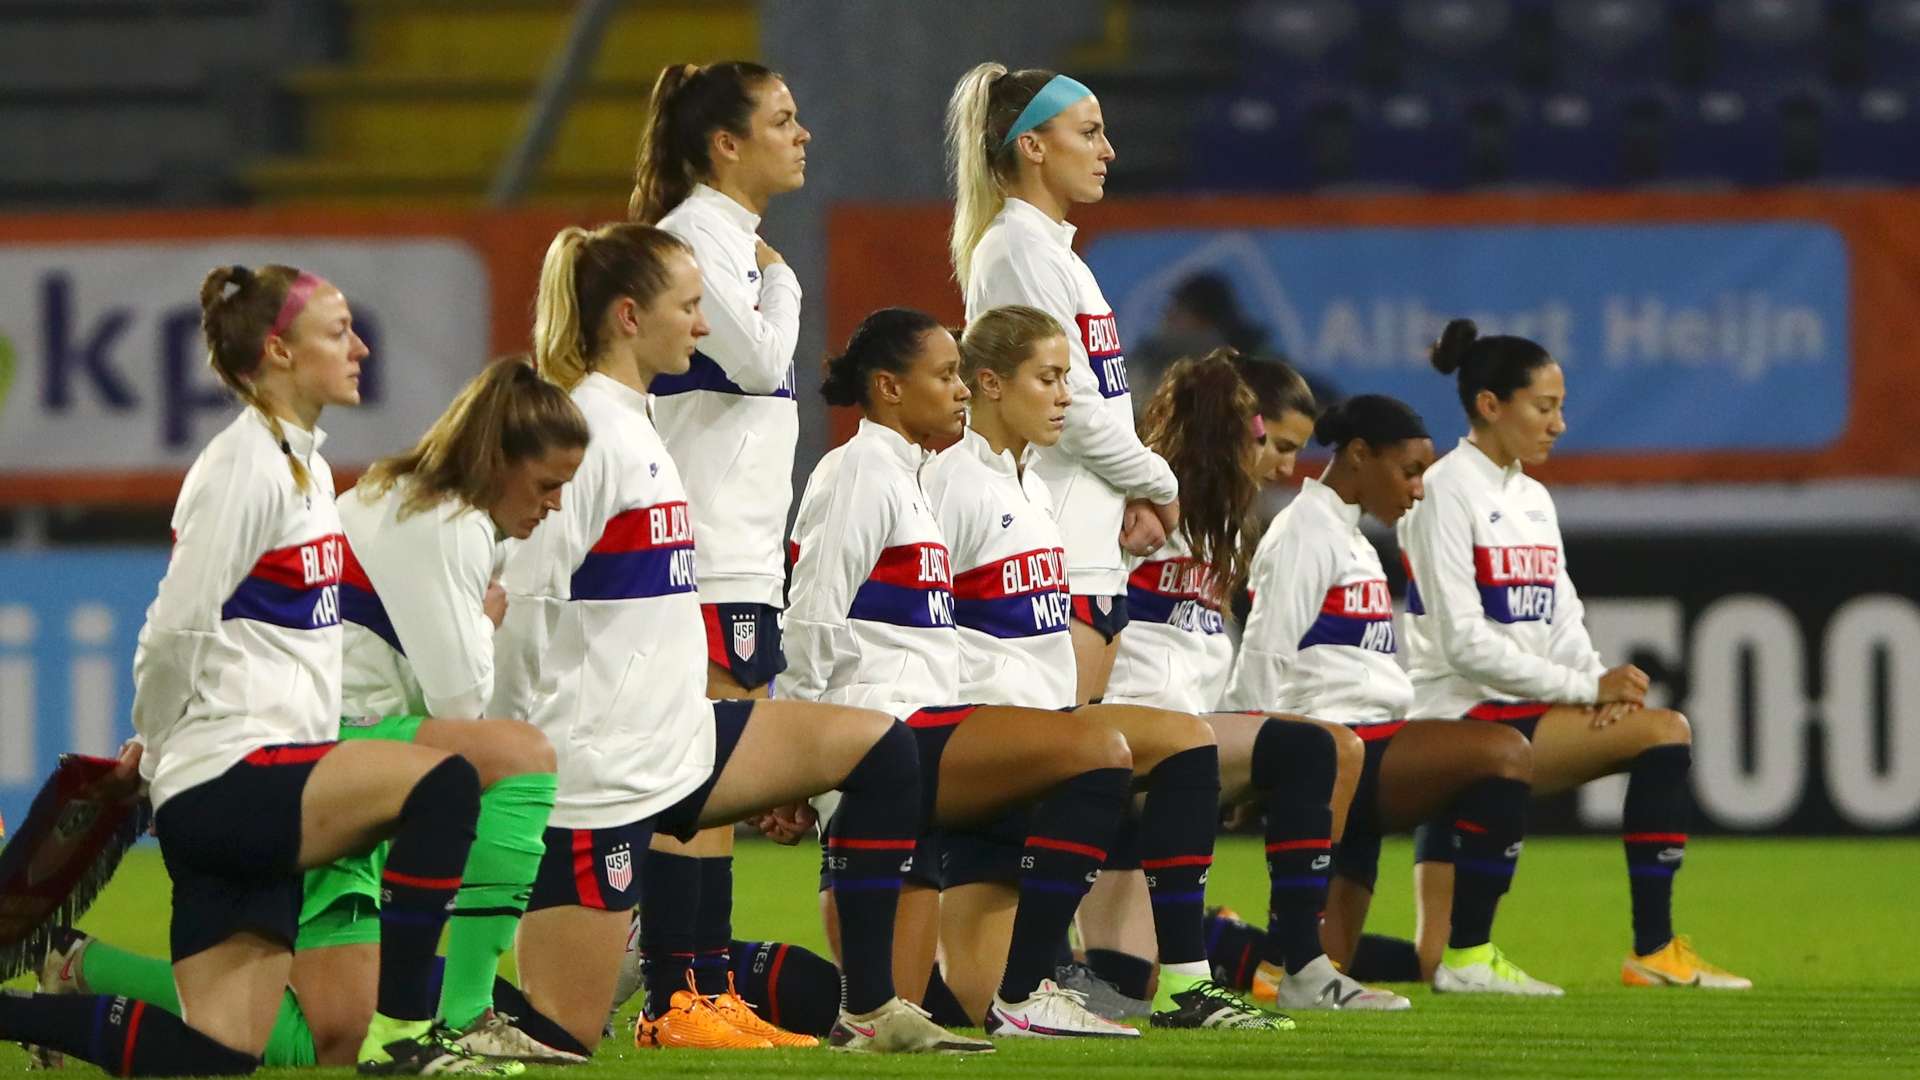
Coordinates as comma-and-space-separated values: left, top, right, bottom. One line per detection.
825, 189, 1920, 486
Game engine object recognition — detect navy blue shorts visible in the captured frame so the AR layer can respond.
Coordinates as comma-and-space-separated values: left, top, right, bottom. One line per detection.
155, 741, 338, 962
1070, 594, 1130, 644
528, 700, 753, 912
702, 603, 786, 691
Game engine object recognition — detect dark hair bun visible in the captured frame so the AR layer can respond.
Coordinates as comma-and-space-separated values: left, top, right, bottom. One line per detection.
1315, 394, 1429, 449
1430, 318, 1479, 375
819, 349, 864, 407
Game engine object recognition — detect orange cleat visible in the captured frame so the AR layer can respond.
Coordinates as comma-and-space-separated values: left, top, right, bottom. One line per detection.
1622, 935, 1751, 990
633, 972, 774, 1049
710, 972, 820, 1048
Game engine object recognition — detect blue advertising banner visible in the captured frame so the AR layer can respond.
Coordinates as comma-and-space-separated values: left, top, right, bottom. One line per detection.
0, 550, 165, 832
1086, 222, 1850, 452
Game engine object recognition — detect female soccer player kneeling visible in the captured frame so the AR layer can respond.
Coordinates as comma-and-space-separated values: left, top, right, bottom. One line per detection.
1101, 351, 1405, 1012
498, 224, 971, 1056
1224, 394, 1558, 996
0, 266, 499, 1075
1394, 320, 1748, 989
924, 308, 1283, 1032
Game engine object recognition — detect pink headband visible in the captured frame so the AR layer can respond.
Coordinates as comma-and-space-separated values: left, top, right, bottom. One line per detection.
1250, 413, 1267, 440
266, 272, 327, 343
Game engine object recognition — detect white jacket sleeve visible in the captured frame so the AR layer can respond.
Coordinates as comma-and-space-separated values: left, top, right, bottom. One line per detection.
694, 221, 800, 395
131, 453, 277, 747
1546, 559, 1608, 679
1402, 487, 1600, 704
385, 510, 497, 719
1222, 519, 1335, 711
974, 249, 1177, 504
780, 451, 895, 702
491, 445, 602, 721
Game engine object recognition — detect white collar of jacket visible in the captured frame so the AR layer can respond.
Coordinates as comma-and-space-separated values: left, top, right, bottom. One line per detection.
957, 426, 1036, 479
1298, 474, 1362, 530
250, 407, 327, 459
687, 182, 762, 235
584, 370, 653, 416
1455, 435, 1525, 488
1004, 196, 1077, 248
855, 417, 931, 469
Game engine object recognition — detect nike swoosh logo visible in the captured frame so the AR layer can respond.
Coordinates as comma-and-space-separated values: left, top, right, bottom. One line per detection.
847, 1022, 876, 1038
1003, 1012, 1032, 1031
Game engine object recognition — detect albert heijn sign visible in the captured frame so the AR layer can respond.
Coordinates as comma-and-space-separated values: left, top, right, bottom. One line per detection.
0, 238, 486, 481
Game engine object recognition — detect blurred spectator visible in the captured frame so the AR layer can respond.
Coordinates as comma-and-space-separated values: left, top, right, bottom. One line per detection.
1134, 271, 1340, 416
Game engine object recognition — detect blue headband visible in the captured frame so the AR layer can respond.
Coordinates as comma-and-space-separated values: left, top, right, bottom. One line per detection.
1001, 74, 1093, 148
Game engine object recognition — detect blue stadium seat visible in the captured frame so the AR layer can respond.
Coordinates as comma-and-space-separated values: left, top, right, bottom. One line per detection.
1396, 0, 1522, 91
1866, 0, 1920, 83
1502, 85, 1668, 186
1552, 0, 1673, 86
1819, 84, 1920, 181
1656, 83, 1827, 185
1711, 0, 1827, 86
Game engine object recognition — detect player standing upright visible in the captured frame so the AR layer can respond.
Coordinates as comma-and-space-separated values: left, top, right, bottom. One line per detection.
948, 61, 1179, 1007
625, 59, 815, 1049
1396, 320, 1749, 989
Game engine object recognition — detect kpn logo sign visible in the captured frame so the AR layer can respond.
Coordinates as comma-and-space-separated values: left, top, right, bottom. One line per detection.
0, 239, 490, 473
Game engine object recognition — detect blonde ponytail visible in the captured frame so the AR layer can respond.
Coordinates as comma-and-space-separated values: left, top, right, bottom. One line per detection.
947, 62, 1007, 291
532, 227, 594, 390
531, 222, 695, 390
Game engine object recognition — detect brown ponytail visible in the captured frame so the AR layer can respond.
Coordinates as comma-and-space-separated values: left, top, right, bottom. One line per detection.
630, 60, 778, 224
198, 263, 313, 493
1138, 348, 1261, 602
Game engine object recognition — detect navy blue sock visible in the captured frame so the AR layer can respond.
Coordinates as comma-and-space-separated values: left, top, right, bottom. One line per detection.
380, 756, 480, 1021
693, 857, 734, 996
1139, 746, 1220, 968
1252, 721, 1337, 973
1624, 744, 1691, 955
0, 993, 259, 1076
489, 977, 593, 1057
639, 851, 700, 1017
829, 721, 921, 1014
1447, 777, 1530, 949
1204, 911, 1267, 990
921, 963, 975, 1028
1000, 767, 1131, 1002
1086, 948, 1153, 1000
1348, 935, 1425, 983
728, 940, 842, 1036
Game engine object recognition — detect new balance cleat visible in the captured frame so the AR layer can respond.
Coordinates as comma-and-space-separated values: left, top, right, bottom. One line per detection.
634, 975, 773, 1050
453, 1009, 588, 1065
829, 997, 994, 1054
357, 1018, 525, 1075
984, 979, 1140, 1039
1256, 955, 1412, 1011
710, 972, 820, 1047
1622, 935, 1751, 990
1433, 943, 1563, 996
1054, 961, 1152, 1020
1150, 978, 1294, 1031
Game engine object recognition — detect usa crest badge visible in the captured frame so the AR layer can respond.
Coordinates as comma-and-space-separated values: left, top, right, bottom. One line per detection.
732, 616, 757, 662
605, 845, 633, 892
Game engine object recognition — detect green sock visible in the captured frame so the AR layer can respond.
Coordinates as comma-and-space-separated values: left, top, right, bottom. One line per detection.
264, 989, 319, 1067
77, 939, 180, 1012
79, 942, 316, 1067
1442, 943, 1495, 968
439, 771, 557, 1028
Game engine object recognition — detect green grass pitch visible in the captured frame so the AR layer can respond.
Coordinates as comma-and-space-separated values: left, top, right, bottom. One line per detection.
6, 836, 1917, 1077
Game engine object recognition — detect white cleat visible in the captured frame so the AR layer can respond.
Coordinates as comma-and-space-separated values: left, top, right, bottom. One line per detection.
1433, 944, 1564, 997
604, 914, 646, 1037
985, 979, 1140, 1038
454, 1010, 589, 1065
25, 929, 92, 1068
1265, 956, 1412, 1011
829, 997, 994, 1054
